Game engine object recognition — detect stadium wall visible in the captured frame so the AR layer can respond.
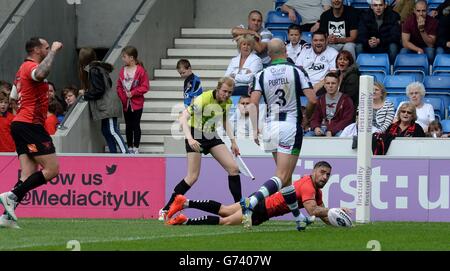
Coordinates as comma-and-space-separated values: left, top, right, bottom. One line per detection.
0, 0, 21, 29
0, 153, 448, 222
0, 0, 79, 89
194, 0, 274, 28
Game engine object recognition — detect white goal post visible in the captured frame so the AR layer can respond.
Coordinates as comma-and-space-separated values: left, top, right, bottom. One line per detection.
356, 75, 374, 223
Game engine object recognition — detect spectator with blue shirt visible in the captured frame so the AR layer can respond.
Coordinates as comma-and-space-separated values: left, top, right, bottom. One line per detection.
176, 59, 203, 107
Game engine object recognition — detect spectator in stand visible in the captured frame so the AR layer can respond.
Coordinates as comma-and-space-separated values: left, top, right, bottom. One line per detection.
286, 24, 308, 63
372, 81, 395, 134
436, 2, 450, 54
393, 0, 415, 23
231, 10, 273, 66
401, 0, 439, 63
373, 102, 425, 155
427, 120, 449, 138
306, 72, 354, 137
177, 59, 203, 107
430, 0, 450, 19
0, 91, 15, 152
79, 47, 128, 154
225, 34, 263, 96
318, 0, 358, 59
62, 85, 78, 111
295, 31, 338, 92
316, 50, 360, 111
356, 0, 401, 63
280, 0, 331, 32
45, 98, 59, 135
47, 81, 66, 112
394, 81, 434, 133
117, 46, 150, 154
0, 80, 17, 115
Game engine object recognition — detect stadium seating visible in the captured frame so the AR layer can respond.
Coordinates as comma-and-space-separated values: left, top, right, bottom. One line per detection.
386, 94, 407, 110
301, 31, 312, 44
427, 0, 445, 10
432, 54, 450, 76
423, 75, 450, 94
349, 0, 370, 9
270, 29, 288, 42
424, 96, 446, 120
441, 120, 450, 133
265, 10, 300, 29
393, 54, 429, 82
383, 75, 417, 94
356, 53, 390, 83
274, 0, 287, 10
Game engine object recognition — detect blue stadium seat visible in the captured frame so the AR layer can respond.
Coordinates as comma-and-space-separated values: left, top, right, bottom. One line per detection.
356, 53, 390, 82
432, 54, 450, 76
300, 96, 308, 107
393, 54, 429, 82
265, 10, 300, 29
274, 0, 288, 10
423, 75, 450, 94
386, 94, 407, 110
426, 94, 450, 120
441, 120, 450, 133
301, 31, 312, 44
350, 0, 370, 9
427, 0, 445, 10
270, 29, 288, 42
383, 75, 417, 94
423, 96, 445, 120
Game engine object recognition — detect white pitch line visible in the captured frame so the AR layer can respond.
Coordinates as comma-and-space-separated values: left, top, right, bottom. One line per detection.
2, 226, 316, 250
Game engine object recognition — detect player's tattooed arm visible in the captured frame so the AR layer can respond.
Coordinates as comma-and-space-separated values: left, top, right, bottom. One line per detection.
34, 42, 63, 81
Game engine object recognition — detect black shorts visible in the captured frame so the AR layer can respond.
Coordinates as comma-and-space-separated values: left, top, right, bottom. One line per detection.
10, 121, 56, 156
185, 127, 224, 155
251, 200, 269, 226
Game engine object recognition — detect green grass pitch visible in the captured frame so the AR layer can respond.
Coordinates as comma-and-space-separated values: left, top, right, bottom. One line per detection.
0, 219, 449, 251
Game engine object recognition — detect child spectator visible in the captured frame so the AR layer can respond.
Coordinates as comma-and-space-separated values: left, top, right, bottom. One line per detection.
0, 91, 15, 152
45, 98, 60, 135
117, 46, 150, 154
286, 24, 307, 63
427, 120, 449, 138
62, 85, 79, 111
176, 59, 203, 107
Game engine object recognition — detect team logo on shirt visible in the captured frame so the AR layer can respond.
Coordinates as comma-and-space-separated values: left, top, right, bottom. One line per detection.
329, 21, 345, 38
308, 63, 325, 71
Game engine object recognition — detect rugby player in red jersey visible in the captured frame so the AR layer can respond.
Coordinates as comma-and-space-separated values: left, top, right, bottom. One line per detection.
166, 161, 350, 226
0, 37, 63, 229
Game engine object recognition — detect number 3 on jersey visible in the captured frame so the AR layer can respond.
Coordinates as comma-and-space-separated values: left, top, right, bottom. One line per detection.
275, 89, 286, 106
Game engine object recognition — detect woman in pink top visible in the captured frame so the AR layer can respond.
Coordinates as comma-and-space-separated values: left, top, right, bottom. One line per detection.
117, 46, 150, 154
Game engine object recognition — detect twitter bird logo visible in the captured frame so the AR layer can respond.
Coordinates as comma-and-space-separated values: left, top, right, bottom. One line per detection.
106, 164, 117, 175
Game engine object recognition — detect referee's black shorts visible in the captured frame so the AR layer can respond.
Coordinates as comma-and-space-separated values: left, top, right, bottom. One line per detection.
11, 121, 56, 156
185, 127, 224, 155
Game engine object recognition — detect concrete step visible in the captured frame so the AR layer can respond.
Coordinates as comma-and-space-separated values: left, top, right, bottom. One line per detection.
181, 28, 232, 38
161, 58, 230, 70
138, 144, 164, 154
146, 90, 183, 99
120, 122, 181, 135
174, 38, 236, 49
139, 135, 165, 143
150, 80, 218, 91
140, 113, 178, 122
143, 101, 184, 113
167, 48, 236, 58
154, 69, 225, 79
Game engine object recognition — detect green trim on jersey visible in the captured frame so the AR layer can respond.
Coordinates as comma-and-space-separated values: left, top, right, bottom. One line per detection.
187, 90, 232, 133
270, 58, 288, 65
291, 148, 300, 156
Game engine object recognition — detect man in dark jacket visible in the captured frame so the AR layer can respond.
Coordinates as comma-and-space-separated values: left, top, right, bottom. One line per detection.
356, 0, 401, 63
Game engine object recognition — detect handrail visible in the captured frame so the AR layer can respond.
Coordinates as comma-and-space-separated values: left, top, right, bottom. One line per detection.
0, 0, 26, 34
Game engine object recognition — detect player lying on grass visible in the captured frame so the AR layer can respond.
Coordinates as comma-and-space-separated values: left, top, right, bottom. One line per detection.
166, 161, 351, 227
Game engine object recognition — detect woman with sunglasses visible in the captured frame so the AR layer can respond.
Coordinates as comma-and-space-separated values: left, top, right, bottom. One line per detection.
373, 102, 425, 154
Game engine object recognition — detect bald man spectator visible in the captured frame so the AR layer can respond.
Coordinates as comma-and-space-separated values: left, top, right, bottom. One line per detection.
401, 0, 438, 63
